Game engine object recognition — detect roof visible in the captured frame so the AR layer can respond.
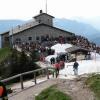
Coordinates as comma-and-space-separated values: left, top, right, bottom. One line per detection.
0, 31, 9, 35
9, 20, 39, 35
12, 23, 75, 36
34, 13, 54, 19
66, 46, 89, 53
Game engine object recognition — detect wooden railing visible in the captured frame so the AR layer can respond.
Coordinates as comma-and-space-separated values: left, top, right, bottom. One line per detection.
1, 67, 56, 90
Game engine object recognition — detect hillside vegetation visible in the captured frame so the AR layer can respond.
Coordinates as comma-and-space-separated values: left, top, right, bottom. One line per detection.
0, 47, 11, 63
85, 74, 100, 100
0, 48, 40, 79
35, 85, 71, 100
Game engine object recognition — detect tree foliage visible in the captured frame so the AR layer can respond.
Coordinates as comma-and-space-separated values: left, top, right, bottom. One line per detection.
0, 49, 40, 79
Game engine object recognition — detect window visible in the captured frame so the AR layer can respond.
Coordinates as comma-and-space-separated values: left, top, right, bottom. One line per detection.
16, 38, 21, 41
36, 36, 39, 40
41, 36, 44, 42
39, 20, 41, 23
5, 37, 9, 41
28, 37, 32, 41
16, 38, 21, 44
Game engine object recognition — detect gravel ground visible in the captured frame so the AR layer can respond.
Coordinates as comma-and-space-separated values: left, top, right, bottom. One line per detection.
8, 76, 95, 100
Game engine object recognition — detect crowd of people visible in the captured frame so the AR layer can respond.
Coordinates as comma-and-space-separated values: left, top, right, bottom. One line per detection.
14, 34, 100, 63
14, 34, 100, 55
71, 35, 100, 53
13, 34, 100, 77
14, 35, 100, 73
1, 34, 99, 98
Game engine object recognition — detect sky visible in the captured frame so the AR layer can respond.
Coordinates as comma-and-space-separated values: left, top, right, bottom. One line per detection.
0, 0, 100, 20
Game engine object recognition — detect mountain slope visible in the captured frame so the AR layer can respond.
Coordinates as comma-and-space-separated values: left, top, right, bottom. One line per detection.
0, 20, 25, 33
0, 19, 100, 45
72, 16, 100, 31
54, 18, 100, 45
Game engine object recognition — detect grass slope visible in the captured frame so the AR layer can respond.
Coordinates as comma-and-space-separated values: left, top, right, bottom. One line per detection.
35, 85, 71, 100
0, 47, 11, 63
85, 74, 100, 100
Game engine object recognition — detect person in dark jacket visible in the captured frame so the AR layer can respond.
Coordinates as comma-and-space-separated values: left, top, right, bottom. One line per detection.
0, 81, 8, 100
73, 60, 79, 75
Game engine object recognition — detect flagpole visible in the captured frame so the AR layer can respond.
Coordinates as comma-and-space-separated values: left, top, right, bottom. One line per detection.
46, 0, 47, 13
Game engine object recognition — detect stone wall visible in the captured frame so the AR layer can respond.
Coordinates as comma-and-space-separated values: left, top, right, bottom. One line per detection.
13, 24, 74, 43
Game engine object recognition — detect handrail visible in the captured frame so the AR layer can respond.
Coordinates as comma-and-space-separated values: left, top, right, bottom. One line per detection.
1, 67, 56, 90
21, 67, 46, 76
1, 74, 21, 83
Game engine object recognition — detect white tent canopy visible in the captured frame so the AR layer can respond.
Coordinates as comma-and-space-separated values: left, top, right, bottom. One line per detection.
51, 43, 72, 54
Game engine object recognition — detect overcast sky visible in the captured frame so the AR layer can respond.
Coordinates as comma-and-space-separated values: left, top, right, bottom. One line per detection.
0, 0, 100, 20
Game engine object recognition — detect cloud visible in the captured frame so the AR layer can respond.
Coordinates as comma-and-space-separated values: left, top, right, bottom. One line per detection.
0, 0, 100, 19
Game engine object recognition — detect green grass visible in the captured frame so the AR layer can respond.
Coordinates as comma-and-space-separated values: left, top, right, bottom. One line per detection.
35, 85, 71, 100
85, 74, 100, 100
0, 47, 11, 63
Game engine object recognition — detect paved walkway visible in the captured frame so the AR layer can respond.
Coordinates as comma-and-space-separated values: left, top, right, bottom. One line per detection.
8, 79, 57, 100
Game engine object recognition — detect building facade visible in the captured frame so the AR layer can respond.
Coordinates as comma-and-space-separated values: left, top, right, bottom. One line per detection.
1, 10, 75, 48
0, 34, 1, 48
0, 31, 9, 48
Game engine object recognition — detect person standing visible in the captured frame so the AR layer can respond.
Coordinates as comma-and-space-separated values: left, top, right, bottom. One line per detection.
0, 81, 8, 100
73, 60, 79, 75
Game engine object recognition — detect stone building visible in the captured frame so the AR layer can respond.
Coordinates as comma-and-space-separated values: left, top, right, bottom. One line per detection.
0, 10, 75, 48
0, 31, 9, 48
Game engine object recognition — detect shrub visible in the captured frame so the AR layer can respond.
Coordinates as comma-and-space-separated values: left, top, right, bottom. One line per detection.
35, 85, 71, 100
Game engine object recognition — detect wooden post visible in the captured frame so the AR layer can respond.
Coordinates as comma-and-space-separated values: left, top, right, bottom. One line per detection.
52, 70, 54, 78
46, 68, 49, 79
20, 74, 24, 89
52, 68, 55, 78
94, 50, 96, 62
42, 69, 44, 77
34, 72, 37, 84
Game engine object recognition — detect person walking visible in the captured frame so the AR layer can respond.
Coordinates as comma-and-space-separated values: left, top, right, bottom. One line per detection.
59, 60, 65, 69
0, 81, 8, 100
73, 60, 79, 75
54, 62, 60, 78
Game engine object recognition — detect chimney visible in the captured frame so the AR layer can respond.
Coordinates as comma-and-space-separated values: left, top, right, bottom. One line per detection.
40, 10, 43, 14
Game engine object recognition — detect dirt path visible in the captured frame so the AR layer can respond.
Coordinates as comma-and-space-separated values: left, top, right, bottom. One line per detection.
56, 77, 95, 100
8, 79, 57, 100
8, 76, 95, 100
